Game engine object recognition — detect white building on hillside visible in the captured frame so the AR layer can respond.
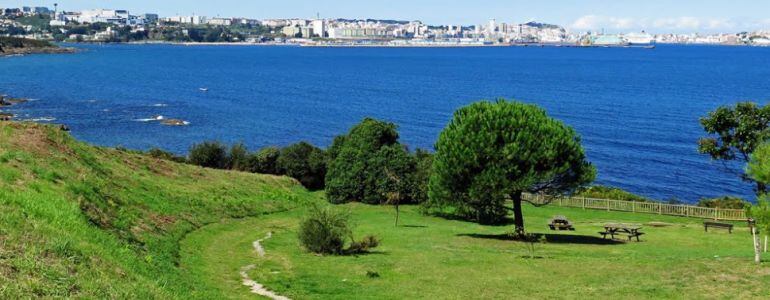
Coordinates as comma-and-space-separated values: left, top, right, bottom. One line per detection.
312, 19, 326, 37
76, 9, 131, 25
208, 18, 232, 26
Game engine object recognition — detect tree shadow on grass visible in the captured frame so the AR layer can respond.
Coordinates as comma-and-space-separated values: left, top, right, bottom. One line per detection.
457, 233, 623, 245
432, 212, 516, 227
400, 225, 428, 228
342, 250, 388, 257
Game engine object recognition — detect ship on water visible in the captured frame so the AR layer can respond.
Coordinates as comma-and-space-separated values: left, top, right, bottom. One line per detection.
581, 31, 656, 48
624, 31, 656, 46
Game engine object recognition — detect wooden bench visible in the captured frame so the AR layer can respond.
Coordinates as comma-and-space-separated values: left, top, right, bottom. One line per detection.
704, 221, 733, 234
549, 215, 575, 231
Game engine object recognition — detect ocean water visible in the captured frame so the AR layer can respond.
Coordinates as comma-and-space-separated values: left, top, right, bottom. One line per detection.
1, 44, 769, 202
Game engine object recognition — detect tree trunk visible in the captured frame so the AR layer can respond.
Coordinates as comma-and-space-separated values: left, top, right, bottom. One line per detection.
765, 235, 768, 253
394, 204, 400, 227
512, 191, 525, 237
752, 226, 761, 264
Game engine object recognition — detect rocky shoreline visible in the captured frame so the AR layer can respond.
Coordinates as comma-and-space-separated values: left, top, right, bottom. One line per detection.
0, 95, 27, 121
0, 46, 77, 57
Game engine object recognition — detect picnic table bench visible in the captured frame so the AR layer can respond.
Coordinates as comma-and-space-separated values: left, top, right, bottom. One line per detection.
704, 221, 733, 234
599, 223, 645, 242
548, 215, 575, 231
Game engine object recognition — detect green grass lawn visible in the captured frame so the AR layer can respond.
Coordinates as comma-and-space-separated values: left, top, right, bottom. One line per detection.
183, 201, 770, 299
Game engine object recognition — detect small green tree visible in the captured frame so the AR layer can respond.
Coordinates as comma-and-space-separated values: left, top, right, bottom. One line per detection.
325, 118, 415, 204
410, 149, 433, 204
374, 145, 418, 226
428, 100, 596, 236
699, 102, 770, 194
747, 197, 770, 258
188, 141, 228, 169
746, 142, 770, 259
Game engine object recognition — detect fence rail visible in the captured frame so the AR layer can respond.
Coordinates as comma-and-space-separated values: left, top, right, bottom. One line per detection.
523, 194, 747, 221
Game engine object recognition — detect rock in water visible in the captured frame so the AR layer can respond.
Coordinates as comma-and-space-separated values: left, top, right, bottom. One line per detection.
6, 98, 28, 104
161, 119, 189, 126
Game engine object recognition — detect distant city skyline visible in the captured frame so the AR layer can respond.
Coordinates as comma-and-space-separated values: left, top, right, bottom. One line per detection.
2, 0, 770, 33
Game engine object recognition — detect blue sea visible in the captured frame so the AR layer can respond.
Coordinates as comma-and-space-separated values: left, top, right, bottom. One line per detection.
1, 44, 769, 202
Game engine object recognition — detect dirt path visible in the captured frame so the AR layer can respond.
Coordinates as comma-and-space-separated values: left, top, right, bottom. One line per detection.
239, 232, 291, 300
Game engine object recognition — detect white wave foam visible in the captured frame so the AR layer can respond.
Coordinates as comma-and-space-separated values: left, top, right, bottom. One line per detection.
30, 117, 56, 122
134, 115, 165, 122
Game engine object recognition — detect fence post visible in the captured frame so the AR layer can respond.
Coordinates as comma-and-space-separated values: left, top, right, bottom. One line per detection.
607, 199, 610, 212
715, 207, 719, 221
686, 206, 689, 217
659, 203, 662, 215
582, 196, 586, 210
632, 201, 636, 213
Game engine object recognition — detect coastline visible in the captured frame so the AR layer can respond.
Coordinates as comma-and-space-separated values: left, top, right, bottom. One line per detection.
0, 46, 77, 57
60, 40, 761, 48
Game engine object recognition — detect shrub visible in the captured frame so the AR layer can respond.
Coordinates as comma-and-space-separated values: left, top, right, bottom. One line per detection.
247, 146, 281, 174
228, 143, 249, 171
349, 235, 380, 254
576, 186, 649, 202
698, 196, 750, 209
188, 141, 228, 169
298, 205, 380, 255
298, 205, 351, 255
276, 142, 327, 190
147, 148, 186, 163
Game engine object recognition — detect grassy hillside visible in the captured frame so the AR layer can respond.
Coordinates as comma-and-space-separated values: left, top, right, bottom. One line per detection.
0, 122, 318, 298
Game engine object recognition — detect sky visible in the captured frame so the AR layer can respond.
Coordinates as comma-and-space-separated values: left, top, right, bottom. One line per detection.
3, 0, 770, 33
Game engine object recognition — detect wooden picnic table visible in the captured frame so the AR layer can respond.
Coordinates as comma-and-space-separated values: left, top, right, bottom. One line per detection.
600, 223, 645, 242
549, 215, 575, 231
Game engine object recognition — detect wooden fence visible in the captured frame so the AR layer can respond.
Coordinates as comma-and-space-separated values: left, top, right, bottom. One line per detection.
523, 194, 747, 221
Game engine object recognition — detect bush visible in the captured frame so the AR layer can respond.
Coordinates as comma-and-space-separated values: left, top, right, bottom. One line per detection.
298, 205, 351, 255
698, 196, 750, 209
349, 235, 380, 254
576, 186, 649, 202
298, 205, 380, 255
276, 142, 327, 190
228, 143, 249, 171
147, 148, 186, 163
188, 141, 228, 169
247, 146, 281, 174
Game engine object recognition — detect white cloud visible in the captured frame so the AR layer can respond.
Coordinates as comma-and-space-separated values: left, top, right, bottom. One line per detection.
569, 15, 748, 33
652, 17, 701, 30
571, 15, 638, 30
